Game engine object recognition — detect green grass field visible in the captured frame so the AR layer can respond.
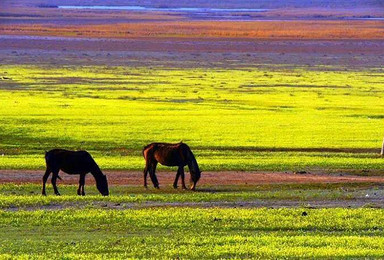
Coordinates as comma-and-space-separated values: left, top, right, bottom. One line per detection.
1, 207, 384, 258
2, 6, 384, 259
0, 183, 382, 258
1, 60, 384, 259
1, 65, 384, 172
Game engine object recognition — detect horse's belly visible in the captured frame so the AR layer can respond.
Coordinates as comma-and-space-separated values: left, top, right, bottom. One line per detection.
154, 152, 183, 166
159, 161, 179, 167
60, 165, 90, 174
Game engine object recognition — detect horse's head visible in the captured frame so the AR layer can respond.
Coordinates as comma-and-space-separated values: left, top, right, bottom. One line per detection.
96, 174, 109, 196
190, 170, 201, 191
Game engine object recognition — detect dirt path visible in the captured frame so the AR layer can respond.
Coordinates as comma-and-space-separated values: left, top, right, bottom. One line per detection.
6, 199, 384, 212
2, 170, 384, 210
0, 170, 383, 185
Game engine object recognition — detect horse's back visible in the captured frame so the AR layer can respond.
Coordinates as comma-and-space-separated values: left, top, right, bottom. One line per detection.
46, 149, 92, 161
45, 149, 96, 174
143, 142, 190, 166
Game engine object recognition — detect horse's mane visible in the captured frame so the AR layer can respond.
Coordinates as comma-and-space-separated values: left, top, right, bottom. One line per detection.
184, 145, 200, 173
90, 157, 103, 175
142, 141, 184, 155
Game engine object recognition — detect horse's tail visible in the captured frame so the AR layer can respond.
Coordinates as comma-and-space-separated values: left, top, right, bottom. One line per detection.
44, 150, 50, 162
44, 150, 63, 180
142, 143, 155, 158
44, 150, 54, 168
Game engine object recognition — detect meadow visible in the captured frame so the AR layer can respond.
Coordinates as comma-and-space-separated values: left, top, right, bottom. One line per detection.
0, 64, 383, 172
1, 207, 384, 258
1, 1, 384, 258
0, 181, 382, 258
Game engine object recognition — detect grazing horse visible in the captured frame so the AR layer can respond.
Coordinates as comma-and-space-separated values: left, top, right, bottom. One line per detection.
142, 142, 201, 190
42, 149, 109, 196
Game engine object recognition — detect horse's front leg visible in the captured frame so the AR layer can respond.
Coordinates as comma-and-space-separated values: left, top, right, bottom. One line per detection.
42, 168, 51, 196
179, 167, 187, 190
173, 167, 182, 189
77, 174, 86, 196
51, 170, 61, 196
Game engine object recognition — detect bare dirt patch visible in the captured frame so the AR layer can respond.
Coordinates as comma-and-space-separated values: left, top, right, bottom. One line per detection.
2, 170, 384, 210
6, 198, 384, 212
2, 20, 384, 39
1, 170, 383, 185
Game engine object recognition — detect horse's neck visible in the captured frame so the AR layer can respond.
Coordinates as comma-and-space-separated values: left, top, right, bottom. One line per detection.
90, 164, 103, 179
187, 151, 199, 173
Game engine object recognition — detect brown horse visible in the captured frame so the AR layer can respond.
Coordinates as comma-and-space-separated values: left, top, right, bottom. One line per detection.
142, 142, 201, 190
42, 149, 109, 196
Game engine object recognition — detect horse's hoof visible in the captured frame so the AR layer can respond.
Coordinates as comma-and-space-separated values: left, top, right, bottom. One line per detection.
42, 192, 46, 196
182, 186, 187, 190
173, 185, 178, 189
155, 186, 160, 189
55, 193, 61, 196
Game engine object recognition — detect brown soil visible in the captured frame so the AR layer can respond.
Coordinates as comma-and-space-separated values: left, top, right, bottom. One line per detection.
8, 199, 384, 211
2, 20, 384, 40
1, 170, 383, 185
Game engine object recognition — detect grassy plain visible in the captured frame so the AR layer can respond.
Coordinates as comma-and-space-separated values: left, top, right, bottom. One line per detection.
1, 5, 384, 260
1, 207, 384, 258
0, 182, 383, 258
1, 64, 384, 172
1, 2, 384, 259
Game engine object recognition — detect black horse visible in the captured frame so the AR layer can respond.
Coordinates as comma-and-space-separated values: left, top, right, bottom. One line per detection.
142, 142, 201, 190
42, 149, 109, 196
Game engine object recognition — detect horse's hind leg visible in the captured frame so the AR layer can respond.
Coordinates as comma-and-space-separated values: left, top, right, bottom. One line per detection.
143, 164, 149, 188
149, 162, 159, 189
42, 168, 51, 196
173, 167, 182, 189
51, 170, 61, 196
77, 174, 86, 196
